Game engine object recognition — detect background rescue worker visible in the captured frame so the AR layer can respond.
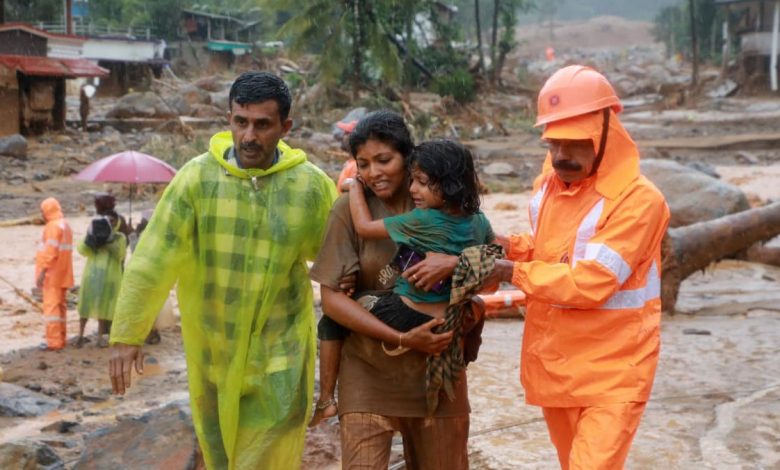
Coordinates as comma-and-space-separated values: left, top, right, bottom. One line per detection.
35, 197, 74, 351
486, 65, 671, 469
335, 119, 358, 191
107, 71, 337, 469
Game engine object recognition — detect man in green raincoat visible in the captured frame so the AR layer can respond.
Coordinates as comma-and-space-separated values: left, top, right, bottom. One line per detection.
108, 71, 337, 469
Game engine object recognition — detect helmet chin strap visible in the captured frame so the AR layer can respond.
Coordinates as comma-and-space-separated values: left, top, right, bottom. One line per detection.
589, 108, 610, 176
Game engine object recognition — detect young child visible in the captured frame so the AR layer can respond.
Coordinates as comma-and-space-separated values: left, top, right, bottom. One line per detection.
310, 139, 494, 426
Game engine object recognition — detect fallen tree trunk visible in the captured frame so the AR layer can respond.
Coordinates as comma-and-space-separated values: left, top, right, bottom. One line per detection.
0, 215, 44, 227
662, 201, 780, 311
745, 244, 780, 267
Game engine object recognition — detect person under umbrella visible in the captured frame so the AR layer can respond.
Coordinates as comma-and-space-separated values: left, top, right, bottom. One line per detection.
76, 203, 127, 348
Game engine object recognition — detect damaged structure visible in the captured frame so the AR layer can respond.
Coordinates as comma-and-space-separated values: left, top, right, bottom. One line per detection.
0, 23, 109, 136
174, 9, 255, 73
0, 55, 107, 136
717, 0, 780, 91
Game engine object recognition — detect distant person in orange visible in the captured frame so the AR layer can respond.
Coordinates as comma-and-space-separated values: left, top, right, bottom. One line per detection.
485, 65, 670, 469
335, 119, 358, 191
35, 197, 74, 351
545, 46, 556, 61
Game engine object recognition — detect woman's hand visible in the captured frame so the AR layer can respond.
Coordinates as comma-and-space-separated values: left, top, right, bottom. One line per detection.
338, 272, 357, 297
402, 252, 458, 291
403, 318, 453, 355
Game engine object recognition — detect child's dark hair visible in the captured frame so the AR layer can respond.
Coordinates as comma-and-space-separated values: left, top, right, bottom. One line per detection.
349, 110, 414, 160
410, 139, 481, 215
229, 71, 291, 120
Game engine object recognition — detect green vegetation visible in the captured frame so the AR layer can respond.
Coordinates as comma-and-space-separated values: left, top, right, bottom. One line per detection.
652, 0, 725, 63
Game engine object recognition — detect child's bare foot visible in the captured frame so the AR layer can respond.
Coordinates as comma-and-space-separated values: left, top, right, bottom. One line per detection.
308, 398, 337, 427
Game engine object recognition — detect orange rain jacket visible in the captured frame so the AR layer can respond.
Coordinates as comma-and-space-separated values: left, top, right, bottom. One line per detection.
35, 198, 74, 289
508, 110, 670, 407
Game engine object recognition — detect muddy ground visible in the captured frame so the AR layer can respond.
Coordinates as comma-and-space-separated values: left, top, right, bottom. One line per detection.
2, 15, 780, 469
1, 183, 780, 468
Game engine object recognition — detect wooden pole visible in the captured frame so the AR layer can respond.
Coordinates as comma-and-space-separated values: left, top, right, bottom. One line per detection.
689, 0, 699, 88
66, 0, 73, 35
771, 0, 779, 91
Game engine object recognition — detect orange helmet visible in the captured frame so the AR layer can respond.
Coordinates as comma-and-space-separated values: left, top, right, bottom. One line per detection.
535, 65, 622, 127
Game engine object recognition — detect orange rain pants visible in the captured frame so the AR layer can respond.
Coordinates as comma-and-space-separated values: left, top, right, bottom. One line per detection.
42, 286, 68, 349
542, 402, 646, 470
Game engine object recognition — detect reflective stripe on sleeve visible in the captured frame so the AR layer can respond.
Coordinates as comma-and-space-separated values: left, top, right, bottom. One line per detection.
600, 261, 660, 310
46, 239, 60, 248
529, 183, 547, 235
580, 242, 632, 284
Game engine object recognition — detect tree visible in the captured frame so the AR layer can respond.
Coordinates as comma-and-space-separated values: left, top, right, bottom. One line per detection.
538, 0, 565, 40
652, 0, 724, 71
474, 0, 485, 73
489, 0, 533, 86
264, 0, 442, 99
689, 0, 699, 87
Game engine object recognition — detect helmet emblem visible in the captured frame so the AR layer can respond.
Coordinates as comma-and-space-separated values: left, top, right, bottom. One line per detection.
549, 95, 560, 106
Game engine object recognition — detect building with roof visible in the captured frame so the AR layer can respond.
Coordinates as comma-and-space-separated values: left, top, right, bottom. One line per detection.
716, 0, 780, 91
0, 22, 167, 97
176, 9, 255, 73
0, 54, 108, 136
0, 22, 85, 59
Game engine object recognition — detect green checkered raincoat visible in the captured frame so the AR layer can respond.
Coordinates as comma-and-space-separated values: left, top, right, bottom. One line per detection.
110, 131, 337, 469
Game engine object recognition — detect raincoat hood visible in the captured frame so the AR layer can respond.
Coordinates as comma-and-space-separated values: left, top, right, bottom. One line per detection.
209, 131, 306, 178
40, 197, 64, 222
540, 109, 639, 200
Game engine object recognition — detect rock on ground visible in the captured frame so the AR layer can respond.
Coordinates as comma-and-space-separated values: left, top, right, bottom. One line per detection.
0, 440, 63, 469
74, 401, 200, 470
106, 92, 176, 119
0, 383, 60, 418
0, 134, 28, 158
641, 159, 750, 227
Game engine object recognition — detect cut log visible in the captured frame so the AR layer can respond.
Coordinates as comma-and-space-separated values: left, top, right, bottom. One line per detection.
662, 201, 780, 311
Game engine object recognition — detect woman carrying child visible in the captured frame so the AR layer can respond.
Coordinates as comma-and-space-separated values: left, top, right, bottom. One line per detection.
309, 110, 489, 469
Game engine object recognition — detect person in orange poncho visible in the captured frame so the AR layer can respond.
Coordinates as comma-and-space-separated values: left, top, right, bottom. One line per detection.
486, 65, 670, 469
35, 197, 74, 350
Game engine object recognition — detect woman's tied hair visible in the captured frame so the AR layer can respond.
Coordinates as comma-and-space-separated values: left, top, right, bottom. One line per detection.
410, 139, 481, 215
229, 71, 292, 121
348, 109, 414, 160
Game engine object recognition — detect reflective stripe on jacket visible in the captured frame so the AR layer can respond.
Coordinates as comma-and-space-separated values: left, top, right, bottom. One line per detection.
509, 111, 670, 407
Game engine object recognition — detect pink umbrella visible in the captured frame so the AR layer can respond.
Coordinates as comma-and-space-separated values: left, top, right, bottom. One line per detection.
74, 151, 177, 224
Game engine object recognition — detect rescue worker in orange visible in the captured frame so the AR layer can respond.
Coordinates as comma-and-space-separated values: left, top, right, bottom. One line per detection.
486, 65, 670, 469
35, 197, 74, 351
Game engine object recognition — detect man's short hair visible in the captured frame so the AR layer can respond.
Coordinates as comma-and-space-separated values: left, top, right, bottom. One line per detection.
228, 71, 292, 121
